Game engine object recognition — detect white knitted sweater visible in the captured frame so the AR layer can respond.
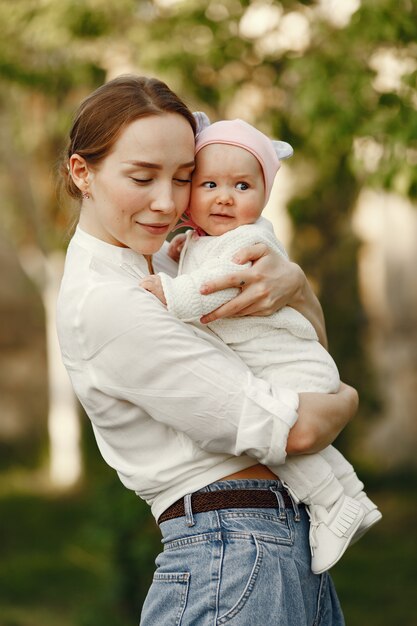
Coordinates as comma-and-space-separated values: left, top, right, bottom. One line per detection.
159, 218, 339, 393
160, 218, 316, 339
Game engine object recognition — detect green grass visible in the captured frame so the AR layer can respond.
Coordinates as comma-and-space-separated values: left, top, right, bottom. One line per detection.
0, 490, 115, 626
332, 476, 417, 626
0, 474, 416, 626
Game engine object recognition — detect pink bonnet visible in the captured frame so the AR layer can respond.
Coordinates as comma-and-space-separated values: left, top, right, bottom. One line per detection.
194, 118, 293, 203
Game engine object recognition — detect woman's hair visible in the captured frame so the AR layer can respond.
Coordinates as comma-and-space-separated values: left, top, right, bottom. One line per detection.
60, 75, 196, 199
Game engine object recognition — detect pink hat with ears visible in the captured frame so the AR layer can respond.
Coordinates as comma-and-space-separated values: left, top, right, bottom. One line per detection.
194, 115, 293, 203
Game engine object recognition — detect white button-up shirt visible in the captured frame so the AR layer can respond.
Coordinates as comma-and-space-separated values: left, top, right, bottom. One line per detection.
56, 227, 299, 520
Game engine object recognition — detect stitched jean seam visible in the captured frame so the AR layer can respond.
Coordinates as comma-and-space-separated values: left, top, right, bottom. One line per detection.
313, 572, 328, 626
150, 572, 190, 626
217, 534, 263, 624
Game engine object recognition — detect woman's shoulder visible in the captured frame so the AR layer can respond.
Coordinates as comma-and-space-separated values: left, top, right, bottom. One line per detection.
58, 256, 168, 359
82, 271, 163, 324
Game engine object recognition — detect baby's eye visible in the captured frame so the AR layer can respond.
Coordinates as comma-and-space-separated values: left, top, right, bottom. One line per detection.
203, 181, 216, 188
236, 182, 249, 191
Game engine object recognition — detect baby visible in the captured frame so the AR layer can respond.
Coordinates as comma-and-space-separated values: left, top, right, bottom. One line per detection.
141, 117, 381, 574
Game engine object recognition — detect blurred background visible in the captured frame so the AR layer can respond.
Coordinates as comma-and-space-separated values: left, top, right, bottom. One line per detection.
0, 0, 416, 624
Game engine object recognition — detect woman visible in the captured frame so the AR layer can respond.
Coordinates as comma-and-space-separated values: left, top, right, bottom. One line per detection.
57, 75, 357, 625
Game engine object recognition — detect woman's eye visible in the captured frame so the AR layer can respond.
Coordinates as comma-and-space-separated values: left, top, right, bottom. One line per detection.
203, 181, 216, 188
236, 182, 249, 191
174, 178, 192, 185
131, 177, 152, 184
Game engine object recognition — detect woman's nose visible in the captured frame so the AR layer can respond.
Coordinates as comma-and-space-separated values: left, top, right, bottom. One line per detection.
150, 184, 176, 213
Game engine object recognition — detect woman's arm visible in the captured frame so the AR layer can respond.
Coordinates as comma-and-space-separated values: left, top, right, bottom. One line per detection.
145, 245, 355, 455
71, 281, 356, 467
287, 383, 359, 455
82, 282, 299, 468
200, 243, 328, 349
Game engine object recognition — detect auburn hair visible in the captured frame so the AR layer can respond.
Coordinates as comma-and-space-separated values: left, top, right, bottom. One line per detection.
61, 75, 196, 199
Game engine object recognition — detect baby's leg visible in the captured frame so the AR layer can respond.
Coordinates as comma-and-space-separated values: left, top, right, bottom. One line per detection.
272, 453, 364, 574
319, 445, 364, 497
319, 446, 382, 544
272, 452, 344, 508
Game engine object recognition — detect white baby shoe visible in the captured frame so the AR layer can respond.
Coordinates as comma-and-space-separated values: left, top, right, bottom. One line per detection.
351, 492, 382, 545
308, 495, 365, 574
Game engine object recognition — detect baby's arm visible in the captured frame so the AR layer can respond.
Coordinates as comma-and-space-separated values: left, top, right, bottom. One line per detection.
145, 223, 289, 321
167, 233, 187, 263
157, 257, 249, 322
139, 253, 246, 319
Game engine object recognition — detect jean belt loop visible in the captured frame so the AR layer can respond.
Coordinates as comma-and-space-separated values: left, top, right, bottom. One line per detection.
288, 491, 301, 522
269, 485, 287, 520
184, 493, 196, 527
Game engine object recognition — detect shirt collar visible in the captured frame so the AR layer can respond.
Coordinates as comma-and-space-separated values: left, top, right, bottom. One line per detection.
73, 226, 150, 275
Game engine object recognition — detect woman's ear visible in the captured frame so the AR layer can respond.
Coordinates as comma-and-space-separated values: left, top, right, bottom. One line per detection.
69, 154, 91, 196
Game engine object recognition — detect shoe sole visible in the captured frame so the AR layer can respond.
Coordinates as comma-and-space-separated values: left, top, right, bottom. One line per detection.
350, 509, 382, 546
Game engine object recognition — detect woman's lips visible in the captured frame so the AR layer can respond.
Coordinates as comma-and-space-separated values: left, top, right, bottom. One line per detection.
137, 222, 171, 235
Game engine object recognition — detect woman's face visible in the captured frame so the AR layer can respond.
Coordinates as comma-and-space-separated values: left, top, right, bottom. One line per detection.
77, 113, 195, 255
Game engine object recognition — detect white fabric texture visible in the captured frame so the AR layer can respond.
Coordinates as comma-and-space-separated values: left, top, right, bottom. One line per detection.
160, 219, 319, 341
56, 226, 299, 521
159, 217, 365, 509
159, 218, 338, 392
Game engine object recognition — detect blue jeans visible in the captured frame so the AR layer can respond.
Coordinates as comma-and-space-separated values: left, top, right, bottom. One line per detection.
140, 479, 345, 625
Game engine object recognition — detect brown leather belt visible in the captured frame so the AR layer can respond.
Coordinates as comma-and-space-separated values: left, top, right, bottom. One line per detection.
158, 488, 294, 525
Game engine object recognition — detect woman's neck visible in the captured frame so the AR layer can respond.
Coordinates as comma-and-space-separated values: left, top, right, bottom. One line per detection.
144, 255, 154, 274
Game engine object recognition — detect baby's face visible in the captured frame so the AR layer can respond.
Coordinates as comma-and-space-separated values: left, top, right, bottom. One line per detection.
189, 144, 266, 236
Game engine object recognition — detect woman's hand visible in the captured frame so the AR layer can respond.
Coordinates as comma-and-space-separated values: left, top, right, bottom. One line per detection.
286, 382, 359, 455
199, 243, 327, 347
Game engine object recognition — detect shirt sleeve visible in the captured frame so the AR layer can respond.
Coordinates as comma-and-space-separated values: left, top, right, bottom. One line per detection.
79, 281, 299, 467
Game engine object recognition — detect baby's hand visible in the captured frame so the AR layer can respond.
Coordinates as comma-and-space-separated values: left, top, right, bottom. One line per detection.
140, 275, 167, 305
168, 233, 187, 262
